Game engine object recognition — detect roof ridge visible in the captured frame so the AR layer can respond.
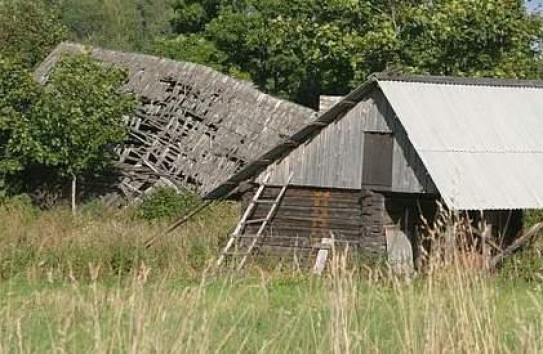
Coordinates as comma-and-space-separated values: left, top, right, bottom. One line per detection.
372, 73, 543, 89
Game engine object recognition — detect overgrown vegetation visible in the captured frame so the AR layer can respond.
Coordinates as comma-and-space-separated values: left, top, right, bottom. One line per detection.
0, 54, 136, 209
0, 197, 237, 281
0, 200, 541, 352
136, 187, 201, 221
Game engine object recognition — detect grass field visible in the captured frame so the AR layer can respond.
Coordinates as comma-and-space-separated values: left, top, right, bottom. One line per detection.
1, 199, 542, 353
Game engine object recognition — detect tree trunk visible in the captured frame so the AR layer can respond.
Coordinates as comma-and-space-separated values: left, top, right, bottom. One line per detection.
71, 174, 77, 216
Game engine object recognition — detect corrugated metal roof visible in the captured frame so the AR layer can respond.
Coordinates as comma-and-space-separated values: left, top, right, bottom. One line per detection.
208, 73, 543, 210
378, 78, 543, 210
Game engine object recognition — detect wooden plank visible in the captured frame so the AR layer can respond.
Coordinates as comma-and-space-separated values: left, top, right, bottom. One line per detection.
251, 208, 362, 221
313, 237, 334, 275
259, 226, 362, 237
259, 187, 361, 201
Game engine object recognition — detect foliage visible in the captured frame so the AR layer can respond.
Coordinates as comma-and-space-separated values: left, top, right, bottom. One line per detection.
136, 187, 201, 221
5, 0, 539, 110
524, 209, 543, 228
158, 0, 543, 107
57, 0, 173, 51
0, 0, 67, 68
500, 247, 543, 283
8, 55, 136, 180
170, 0, 225, 34
152, 34, 229, 71
0, 57, 43, 197
0, 54, 136, 200
356, 0, 543, 80
202, 0, 370, 107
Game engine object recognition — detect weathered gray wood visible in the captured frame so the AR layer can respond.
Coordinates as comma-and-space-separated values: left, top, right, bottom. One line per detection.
35, 42, 315, 203
386, 225, 414, 276
489, 221, 543, 269
313, 237, 334, 275
259, 90, 437, 195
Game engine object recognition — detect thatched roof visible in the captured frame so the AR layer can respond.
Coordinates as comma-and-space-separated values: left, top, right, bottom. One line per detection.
35, 42, 316, 201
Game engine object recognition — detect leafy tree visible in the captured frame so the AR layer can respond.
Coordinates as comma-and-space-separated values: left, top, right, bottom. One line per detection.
0, 56, 43, 197
6, 55, 137, 212
0, 0, 67, 68
355, 0, 543, 81
57, 0, 173, 52
161, 0, 543, 108
170, 0, 225, 34
151, 33, 251, 80
204, 0, 370, 107
152, 34, 229, 72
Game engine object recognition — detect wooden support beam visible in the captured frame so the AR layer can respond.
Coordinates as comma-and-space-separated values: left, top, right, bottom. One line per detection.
489, 221, 543, 270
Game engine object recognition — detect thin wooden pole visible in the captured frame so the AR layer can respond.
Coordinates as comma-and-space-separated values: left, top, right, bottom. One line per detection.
144, 200, 213, 249
71, 174, 77, 216
489, 221, 543, 269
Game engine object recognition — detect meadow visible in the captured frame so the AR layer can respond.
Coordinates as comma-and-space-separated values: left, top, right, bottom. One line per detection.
0, 198, 542, 353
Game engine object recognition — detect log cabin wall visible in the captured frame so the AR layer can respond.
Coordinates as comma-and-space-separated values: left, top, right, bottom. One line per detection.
360, 190, 388, 254
240, 186, 440, 258
242, 186, 365, 254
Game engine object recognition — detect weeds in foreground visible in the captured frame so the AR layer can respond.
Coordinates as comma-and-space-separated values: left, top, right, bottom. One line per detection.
0, 198, 237, 282
0, 200, 543, 352
0, 251, 542, 353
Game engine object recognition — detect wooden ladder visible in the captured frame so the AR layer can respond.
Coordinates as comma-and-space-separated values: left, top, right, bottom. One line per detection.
217, 173, 292, 270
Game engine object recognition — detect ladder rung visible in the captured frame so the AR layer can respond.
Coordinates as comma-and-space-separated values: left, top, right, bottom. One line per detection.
242, 218, 267, 225
254, 199, 275, 204
233, 234, 263, 239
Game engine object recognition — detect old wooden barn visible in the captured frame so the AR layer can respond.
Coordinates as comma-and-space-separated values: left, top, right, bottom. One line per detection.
35, 42, 316, 203
209, 74, 543, 263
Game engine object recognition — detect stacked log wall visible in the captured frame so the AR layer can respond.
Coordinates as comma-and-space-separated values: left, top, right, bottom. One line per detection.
360, 190, 387, 253
243, 186, 364, 254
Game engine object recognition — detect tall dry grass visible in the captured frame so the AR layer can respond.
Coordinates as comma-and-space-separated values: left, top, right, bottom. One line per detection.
0, 200, 542, 353
0, 248, 541, 353
0, 199, 238, 282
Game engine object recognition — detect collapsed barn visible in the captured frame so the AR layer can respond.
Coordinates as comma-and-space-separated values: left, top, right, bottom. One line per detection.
34, 42, 316, 203
209, 74, 543, 264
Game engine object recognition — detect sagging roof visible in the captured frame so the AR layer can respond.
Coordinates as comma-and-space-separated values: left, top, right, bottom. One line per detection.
208, 73, 543, 210
35, 42, 316, 200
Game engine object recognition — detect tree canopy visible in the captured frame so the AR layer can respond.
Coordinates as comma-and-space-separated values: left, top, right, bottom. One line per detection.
3, 0, 540, 108
155, 0, 543, 108
0, 1, 67, 68
0, 54, 136, 202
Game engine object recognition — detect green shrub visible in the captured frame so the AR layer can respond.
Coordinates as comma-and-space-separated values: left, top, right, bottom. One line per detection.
136, 187, 200, 221
524, 209, 543, 228
0, 194, 38, 214
80, 198, 116, 219
500, 247, 543, 283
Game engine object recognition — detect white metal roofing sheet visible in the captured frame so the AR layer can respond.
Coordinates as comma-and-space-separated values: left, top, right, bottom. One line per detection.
379, 79, 543, 210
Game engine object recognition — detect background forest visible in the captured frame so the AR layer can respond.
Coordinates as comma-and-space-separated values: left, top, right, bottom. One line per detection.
2, 0, 543, 108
